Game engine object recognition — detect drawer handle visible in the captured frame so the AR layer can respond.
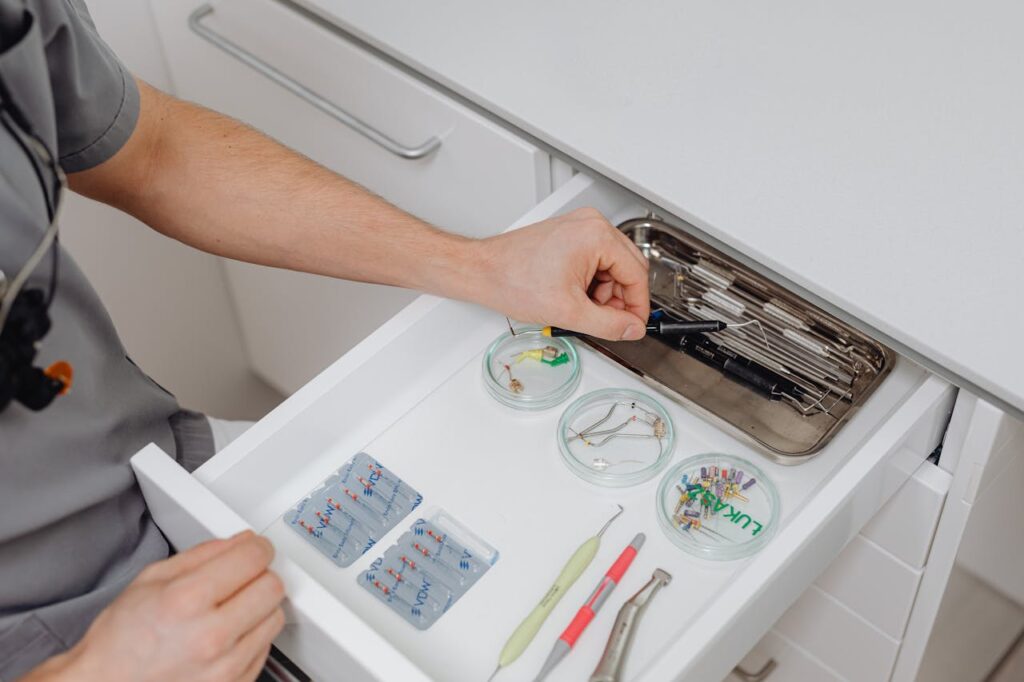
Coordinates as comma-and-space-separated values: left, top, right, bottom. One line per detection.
734, 659, 778, 682
188, 4, 443, 160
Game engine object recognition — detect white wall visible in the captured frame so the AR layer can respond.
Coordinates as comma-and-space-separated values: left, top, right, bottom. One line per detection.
60, 0, 282, 419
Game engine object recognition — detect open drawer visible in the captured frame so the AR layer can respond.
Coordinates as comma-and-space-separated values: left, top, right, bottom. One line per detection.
132, 174, 955, 682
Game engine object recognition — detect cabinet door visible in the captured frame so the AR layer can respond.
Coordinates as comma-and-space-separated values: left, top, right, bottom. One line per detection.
149, 0, 550, 393
891, 395, 1020, 681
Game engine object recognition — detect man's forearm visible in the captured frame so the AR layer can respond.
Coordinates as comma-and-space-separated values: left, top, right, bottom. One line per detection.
70, 79, 487, 301
71, 79, 651, 340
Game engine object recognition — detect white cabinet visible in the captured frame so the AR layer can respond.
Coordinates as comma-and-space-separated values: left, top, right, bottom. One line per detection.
132, 173, 957, 682
726, 461, 951, 682
729, 391, 1022, 682
149, 0, 551, 394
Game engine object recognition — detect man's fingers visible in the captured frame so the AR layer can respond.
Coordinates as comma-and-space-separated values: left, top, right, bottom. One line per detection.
572, 297, 646, 340
172, 534, 275, 607
590, 279, 616, 305
232, 648, 273, 682
215, 571, 286, 637
210, 609, 285, 682
598, 239, 650, 323
139, 531, 251, 583
614, 228, 650, 273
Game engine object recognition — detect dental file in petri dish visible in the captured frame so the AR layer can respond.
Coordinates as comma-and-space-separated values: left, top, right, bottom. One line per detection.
558, 388, 675, 487
482, 328, 581, 410
656, 453, 780, 561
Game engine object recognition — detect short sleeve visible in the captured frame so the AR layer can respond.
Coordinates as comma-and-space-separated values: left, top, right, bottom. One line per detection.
34, 0, 139, 172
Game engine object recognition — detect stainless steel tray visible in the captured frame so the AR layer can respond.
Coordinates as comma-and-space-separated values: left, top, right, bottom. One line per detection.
583, 216, 894, 463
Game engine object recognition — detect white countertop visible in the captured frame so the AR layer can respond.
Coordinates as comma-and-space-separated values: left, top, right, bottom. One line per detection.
298, 0, 1024, 416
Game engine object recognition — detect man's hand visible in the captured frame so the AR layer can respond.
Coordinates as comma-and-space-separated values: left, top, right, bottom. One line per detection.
473, 208, 650, 340
25, 531, 285, 682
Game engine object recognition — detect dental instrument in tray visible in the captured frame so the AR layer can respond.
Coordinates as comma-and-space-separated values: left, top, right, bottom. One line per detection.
580, 215, 896, 461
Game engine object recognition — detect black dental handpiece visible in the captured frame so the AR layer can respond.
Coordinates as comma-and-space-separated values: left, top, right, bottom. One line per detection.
679, 334, 803, 401
543, 320, 727, 338
646, 320, 727, 336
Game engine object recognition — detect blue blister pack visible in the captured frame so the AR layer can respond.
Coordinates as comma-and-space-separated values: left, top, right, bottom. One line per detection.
285, 452, 422, 568
359, 511, 498, 629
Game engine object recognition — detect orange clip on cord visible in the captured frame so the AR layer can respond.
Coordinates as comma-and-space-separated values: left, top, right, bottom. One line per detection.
44, 360, 73, 395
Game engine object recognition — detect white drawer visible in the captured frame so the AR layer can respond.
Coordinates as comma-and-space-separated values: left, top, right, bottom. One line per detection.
815, 534, 922, 640
725, 630, 841, 682
775, 587, 900, 682
861, 460, 951, 569
131, 175, 955, 682
149, 0, 550, 394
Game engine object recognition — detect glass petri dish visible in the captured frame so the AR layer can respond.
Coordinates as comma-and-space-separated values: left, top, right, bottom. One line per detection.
558, 388, 675, 486
656, 453, 780, 561
482, 329, 581, 410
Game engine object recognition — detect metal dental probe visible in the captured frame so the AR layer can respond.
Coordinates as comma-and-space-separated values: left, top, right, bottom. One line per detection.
487, 505, 625, 682
590, 569, 672, 682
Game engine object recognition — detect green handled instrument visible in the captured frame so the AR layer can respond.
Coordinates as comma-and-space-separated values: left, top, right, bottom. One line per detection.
487, 505, 624, 681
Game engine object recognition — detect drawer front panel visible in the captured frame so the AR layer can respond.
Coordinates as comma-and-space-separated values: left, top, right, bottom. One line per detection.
815, 534, 922, 640
861, 461, 951, 569
775, 587, 900, 682
726, 630, 842, 682
149, 0, 549, 393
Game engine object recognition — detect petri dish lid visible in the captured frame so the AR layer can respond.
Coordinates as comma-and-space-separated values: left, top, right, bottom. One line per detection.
482, 329, 581, 410
558, 388, 675, 487
656, 453, 780, 561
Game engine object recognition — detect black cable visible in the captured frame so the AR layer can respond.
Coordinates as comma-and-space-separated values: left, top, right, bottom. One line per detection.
0, 102, 62, 311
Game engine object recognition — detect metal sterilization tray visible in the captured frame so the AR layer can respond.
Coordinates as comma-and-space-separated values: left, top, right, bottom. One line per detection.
584, 216, 894, 463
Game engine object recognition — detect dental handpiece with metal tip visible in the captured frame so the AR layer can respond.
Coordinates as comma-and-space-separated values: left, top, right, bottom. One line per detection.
589, 569, 672, 682
542, 321, 726, 338
486, 505, 625, 682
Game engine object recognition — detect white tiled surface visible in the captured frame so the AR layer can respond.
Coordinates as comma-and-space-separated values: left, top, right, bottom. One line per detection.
725, 630, 841, 682
815, 535, 922, 640
860, 462, 951, 569
775, 586, 899, 682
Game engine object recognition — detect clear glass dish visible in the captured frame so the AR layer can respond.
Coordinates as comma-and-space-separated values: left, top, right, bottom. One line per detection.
557, 388, 675, 487
656, 453, 780, 561
482, 329, 581, 410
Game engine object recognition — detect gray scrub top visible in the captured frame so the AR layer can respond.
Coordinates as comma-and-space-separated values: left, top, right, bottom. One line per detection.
0, 2, 213, 678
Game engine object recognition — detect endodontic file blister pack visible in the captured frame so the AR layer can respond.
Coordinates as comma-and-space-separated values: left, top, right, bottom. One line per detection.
284, 452, 423, 567
359, 511, 499, 629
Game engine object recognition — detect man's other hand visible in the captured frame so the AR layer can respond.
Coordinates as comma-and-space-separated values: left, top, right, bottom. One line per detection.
25, 531, 285, 682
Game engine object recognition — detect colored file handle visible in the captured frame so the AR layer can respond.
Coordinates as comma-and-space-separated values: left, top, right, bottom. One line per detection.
533, 534, 645, 682
498, 536, 600, 667
560, 541, 640, 648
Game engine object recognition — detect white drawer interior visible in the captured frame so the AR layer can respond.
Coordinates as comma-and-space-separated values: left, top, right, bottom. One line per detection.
199, 320, 929, 682
183, 177, 952, 681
